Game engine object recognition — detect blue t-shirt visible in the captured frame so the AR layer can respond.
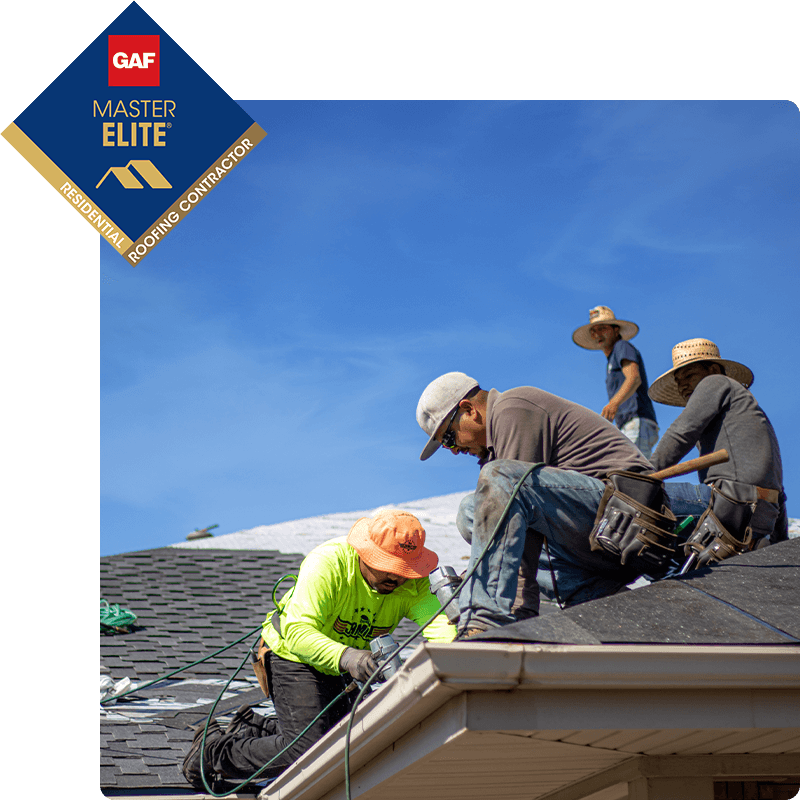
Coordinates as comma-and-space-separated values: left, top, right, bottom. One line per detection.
606, 339, 657, 428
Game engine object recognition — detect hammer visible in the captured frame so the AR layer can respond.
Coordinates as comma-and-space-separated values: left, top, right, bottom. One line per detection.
648, 448, 729, 482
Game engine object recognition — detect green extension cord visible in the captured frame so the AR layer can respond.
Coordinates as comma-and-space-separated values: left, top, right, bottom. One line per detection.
343, 462, 542, 800
100, 624, 263, 706
100, 573, 304, 794
195, 573, 310, 796
105, 465, 540, 800
100, 574, 300, 706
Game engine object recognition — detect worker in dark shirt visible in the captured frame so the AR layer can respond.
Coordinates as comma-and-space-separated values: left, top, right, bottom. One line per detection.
572, 305, 660, 458
649, 338, 787, 568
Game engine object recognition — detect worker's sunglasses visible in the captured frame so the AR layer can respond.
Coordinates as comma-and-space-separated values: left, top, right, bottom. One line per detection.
440, 405, 461, 450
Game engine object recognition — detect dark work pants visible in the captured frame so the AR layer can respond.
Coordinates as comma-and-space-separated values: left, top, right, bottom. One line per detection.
208, 653, 353, 781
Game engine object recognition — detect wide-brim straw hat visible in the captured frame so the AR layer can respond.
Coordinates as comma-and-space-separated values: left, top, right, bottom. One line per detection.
648, 338, 754, 407
572, 305, 639, 350
347, 510, 438, 579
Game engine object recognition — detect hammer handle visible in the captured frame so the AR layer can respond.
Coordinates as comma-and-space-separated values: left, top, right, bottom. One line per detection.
648, 449, 729, 481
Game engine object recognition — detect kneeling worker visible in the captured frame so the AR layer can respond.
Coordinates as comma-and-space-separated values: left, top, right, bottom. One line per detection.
182, 510, 455, 791
416, 372, 658, 635
648, 338, 787, 568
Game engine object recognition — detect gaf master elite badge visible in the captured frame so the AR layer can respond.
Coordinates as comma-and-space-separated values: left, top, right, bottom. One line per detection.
2, 2, 266, 265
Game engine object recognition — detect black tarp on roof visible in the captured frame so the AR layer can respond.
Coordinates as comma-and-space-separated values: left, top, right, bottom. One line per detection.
473, 538, 800, 646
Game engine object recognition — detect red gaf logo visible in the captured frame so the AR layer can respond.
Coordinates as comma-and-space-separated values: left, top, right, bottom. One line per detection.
108, 35, 160, 87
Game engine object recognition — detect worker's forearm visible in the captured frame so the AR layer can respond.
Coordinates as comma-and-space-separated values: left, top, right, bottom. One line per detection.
602, 373, 641, 420
611, 373, 641, 406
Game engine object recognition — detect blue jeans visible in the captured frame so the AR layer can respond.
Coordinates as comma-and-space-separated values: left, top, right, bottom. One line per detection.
619, 417, 659, 459
459, 460, 646, 630
456, 462, 711, 627
663, 481, 711, 518
457, 491, 557, 607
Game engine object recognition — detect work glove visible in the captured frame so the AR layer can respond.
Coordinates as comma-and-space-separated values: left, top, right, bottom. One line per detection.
339, 647, 378, 682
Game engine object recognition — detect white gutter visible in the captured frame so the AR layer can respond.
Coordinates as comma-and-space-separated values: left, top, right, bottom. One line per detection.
259, 642, 800, 800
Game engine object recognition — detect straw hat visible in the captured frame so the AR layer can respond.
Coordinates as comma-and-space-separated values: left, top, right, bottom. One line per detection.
648, 338, 754, 407
572, 306, 639, 350
347, 510, 438, 579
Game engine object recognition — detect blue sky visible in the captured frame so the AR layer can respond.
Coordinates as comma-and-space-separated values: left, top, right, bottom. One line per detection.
99, 99, 800, 555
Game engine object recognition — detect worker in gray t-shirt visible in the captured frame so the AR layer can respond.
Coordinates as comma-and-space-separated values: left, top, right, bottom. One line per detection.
416, 372, 663, 635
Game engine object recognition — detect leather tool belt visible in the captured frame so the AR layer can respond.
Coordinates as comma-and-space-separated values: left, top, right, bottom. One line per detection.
684, 480, 781, 568
589, 470, 677, 573
251, 636, 272, 698
249, 609, 284, 698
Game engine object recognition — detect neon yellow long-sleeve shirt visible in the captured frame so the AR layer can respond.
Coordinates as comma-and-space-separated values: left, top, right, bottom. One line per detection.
262, 537, 456, 676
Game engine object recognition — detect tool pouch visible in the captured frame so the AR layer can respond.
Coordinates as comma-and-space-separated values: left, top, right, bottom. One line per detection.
251, 637, 272, 699
683, 483, 778, 568
589, 471, 677, 571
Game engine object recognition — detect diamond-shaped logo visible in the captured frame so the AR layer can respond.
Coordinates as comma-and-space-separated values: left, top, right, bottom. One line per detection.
2, 2, 266, 265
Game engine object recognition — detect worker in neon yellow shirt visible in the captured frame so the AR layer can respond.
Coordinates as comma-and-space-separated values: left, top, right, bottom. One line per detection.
183, 510, 455, 791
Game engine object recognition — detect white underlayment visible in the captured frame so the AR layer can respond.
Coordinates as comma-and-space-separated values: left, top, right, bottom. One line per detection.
171, 489, 798, 564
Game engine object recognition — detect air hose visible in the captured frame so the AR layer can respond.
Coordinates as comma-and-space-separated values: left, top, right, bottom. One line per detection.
100, 573, 300, 708
196, 648, 358, 796
198, 457, 539, 798
107, 462, 541, 797
342, 461, 542, 800
100, 624, 263, 706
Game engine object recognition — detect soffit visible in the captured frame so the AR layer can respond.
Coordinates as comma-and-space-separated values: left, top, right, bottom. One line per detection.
262, 646, 800, 800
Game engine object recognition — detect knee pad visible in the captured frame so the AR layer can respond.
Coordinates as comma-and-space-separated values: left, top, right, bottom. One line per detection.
456, 494, 475, 544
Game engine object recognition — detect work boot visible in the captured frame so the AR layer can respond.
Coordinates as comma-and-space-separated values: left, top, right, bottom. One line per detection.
182, 719, 224, 791
455, 626, 488, 641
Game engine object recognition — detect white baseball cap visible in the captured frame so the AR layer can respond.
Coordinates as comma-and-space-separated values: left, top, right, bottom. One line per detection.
416, 372, 479, 461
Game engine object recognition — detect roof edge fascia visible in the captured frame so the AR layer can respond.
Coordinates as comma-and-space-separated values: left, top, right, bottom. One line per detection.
259, 642, 800, 800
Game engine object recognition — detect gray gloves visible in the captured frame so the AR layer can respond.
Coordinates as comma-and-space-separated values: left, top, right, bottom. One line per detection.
339, 647, 378, 682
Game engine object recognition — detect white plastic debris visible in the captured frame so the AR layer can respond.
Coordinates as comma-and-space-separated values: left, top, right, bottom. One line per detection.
100, 675, 134, 705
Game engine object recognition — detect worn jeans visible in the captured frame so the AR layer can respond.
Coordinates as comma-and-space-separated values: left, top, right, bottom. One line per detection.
459, 460, 651, 630
662, 480, 711, 517
208, 653, 353, 781
456, 460, 724, 629
457, 492, 557, 609
619, 417, 660, 459
457, 470, 712, 625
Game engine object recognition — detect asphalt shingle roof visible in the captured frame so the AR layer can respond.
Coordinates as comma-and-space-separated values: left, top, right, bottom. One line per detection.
100, 534, 800, 794
475, 538, 800, 645
100, 545, 424, 793
100, 547, 305, 793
